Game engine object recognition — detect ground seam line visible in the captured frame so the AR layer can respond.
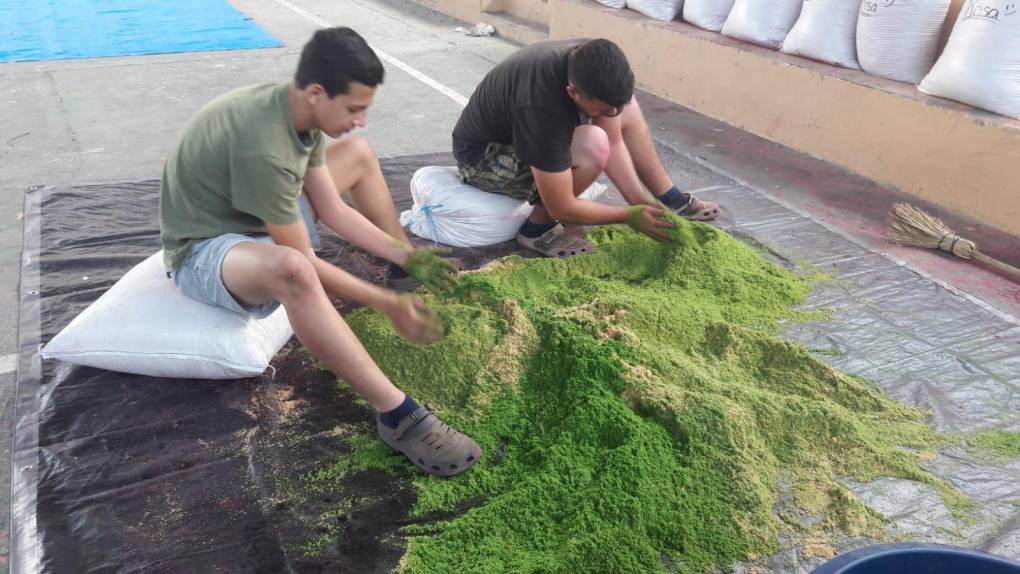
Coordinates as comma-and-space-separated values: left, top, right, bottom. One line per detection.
270, 0, 470, 107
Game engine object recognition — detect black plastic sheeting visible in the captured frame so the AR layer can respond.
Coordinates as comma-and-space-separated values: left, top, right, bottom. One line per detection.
12, 152, 523, 574
12, 150, 1020, 573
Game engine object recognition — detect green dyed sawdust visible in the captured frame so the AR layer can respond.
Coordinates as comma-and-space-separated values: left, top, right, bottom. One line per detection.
308, 214, 967, 573
956, 430, 1020, 462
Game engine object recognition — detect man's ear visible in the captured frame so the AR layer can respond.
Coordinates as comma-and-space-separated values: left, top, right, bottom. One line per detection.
305, 83, 327, 106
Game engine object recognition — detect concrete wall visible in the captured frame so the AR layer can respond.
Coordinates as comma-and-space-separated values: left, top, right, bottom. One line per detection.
501, 0, 550, 25
423, 0, 1020, 237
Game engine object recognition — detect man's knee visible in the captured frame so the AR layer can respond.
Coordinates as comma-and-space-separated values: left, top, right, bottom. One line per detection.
573, 125, 610, 171
268, 247, 320, 299
326, 134, 376, 166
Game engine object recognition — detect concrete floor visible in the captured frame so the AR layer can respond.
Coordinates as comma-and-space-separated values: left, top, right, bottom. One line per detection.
3, 0, 1019, 571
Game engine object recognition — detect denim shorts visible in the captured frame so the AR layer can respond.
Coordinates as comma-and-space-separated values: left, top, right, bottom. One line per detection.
168, 194, 321, 319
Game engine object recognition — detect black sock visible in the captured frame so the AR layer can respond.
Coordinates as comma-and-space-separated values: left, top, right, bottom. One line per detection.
387, 262, 409, 279
657, 186, 692, 210
379, 394, 420, 428
519, 218, 558, 238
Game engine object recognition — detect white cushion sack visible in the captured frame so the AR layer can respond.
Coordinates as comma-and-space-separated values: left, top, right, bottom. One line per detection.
722, 0, 805, 49
919, 1, 1020, 120
627, 0, 684, 21
781, 0, 862, 69
856, 0, 951, 84
400, 166, 609, 248
594, 0, 626, 9
683, 0, 737, 32
42, 252, 293, 379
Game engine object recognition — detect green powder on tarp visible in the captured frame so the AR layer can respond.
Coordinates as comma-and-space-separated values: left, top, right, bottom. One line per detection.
312, 216, 965, 573
957, 430, 1020, 462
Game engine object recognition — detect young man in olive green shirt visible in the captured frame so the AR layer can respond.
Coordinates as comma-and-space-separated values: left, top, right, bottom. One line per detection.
160, 27, 480, 478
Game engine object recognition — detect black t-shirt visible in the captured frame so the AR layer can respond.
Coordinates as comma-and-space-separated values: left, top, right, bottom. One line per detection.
452, 39, 585, 173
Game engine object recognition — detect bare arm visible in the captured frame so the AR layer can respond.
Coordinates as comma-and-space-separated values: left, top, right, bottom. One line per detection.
595, 114, 659, 208
533, 167, 674, 242
302, 165, 411, 267
532, 167, 631, 226
265, 218, 399, 311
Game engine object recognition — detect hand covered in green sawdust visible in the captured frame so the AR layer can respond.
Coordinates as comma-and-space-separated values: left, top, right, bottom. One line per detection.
402, 247, 460, 293
626, 205, 675, 243
385, 294, 443, 346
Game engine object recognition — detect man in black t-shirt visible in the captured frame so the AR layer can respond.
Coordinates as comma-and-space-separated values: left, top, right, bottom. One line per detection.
452, 38, 720, 257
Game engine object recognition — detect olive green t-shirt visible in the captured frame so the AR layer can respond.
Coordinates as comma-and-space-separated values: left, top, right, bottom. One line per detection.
160, 83, 325, 270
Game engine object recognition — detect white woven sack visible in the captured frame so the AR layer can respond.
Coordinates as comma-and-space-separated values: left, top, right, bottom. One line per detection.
722, 0, 804, 49
919, 0, 1020, 120
594, 0, 626, 8
42, 252, 293, 379
856, 0, 951, 84
781, 0, 863, 69
400, 166, 609, 248
627, 0, 684, 21
683, 0, 737, 31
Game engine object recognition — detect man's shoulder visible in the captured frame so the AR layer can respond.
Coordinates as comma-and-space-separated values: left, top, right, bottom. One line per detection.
209, 84, 292, 154
210, 82, 282, 106
191, 83, 284, 135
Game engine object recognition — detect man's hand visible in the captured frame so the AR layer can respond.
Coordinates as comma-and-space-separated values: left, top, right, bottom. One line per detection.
384, 294, 443, 346
626, 205, 675, 242
403, 247, 459, 293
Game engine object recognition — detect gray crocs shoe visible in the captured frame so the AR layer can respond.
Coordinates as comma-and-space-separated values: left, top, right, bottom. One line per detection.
377, 404, 482, 477
674, 194, 721, 221
515, 223, 595, 258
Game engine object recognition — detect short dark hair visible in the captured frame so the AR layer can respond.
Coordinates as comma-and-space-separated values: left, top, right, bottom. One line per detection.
295, 27, 385, 97
568, 39, 635, 108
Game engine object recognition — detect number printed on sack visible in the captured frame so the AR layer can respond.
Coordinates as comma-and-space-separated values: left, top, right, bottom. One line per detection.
963, 0, 1017, 22
861, 0, 898, 17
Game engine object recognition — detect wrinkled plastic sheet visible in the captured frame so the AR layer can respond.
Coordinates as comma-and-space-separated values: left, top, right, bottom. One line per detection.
0, 0, 281, 64
13, 151, 1020, 573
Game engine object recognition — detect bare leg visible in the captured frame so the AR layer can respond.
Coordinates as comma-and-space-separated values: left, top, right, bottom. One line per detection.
221, 242, 405, 412
619, 96, 674, 197
528, 124, 610, 224
324, 135, 412, 246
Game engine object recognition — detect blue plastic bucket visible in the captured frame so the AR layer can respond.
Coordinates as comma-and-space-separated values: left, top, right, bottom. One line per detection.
811, 543, 1020, 574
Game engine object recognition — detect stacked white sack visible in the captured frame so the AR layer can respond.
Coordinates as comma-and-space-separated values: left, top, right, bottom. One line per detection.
919, 0, 1020, 120
722, 0, 804, 49
782, 0, 863, 69
856, 0, 951, 84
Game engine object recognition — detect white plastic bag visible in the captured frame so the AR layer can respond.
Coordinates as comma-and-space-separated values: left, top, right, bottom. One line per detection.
781, 0, 862, 69
627, 0, 684, 21
856, 0, 951, 84
683, 0, 737, 31
42, 252, 293, 379
722, 0, 804, 49
919, 0, 1020, 120
594, 0, 626, 9
400, 166, 609, 247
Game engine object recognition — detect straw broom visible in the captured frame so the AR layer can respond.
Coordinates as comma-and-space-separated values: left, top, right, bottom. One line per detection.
888, 203, 1020, 283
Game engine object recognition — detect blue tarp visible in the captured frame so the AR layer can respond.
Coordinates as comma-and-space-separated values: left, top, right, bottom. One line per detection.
0, 0, 282, 63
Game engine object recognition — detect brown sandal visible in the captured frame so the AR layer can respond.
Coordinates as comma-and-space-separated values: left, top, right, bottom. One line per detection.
675, 195, 721, 221
515, 223, 594, 258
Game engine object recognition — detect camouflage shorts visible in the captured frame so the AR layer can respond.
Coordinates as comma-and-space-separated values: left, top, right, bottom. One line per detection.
458, 143, 541, 204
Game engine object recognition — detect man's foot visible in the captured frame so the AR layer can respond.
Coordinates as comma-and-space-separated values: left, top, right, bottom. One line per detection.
515, 223, 595, 258
377, 404, 482, 477
673, 194, 720, 221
